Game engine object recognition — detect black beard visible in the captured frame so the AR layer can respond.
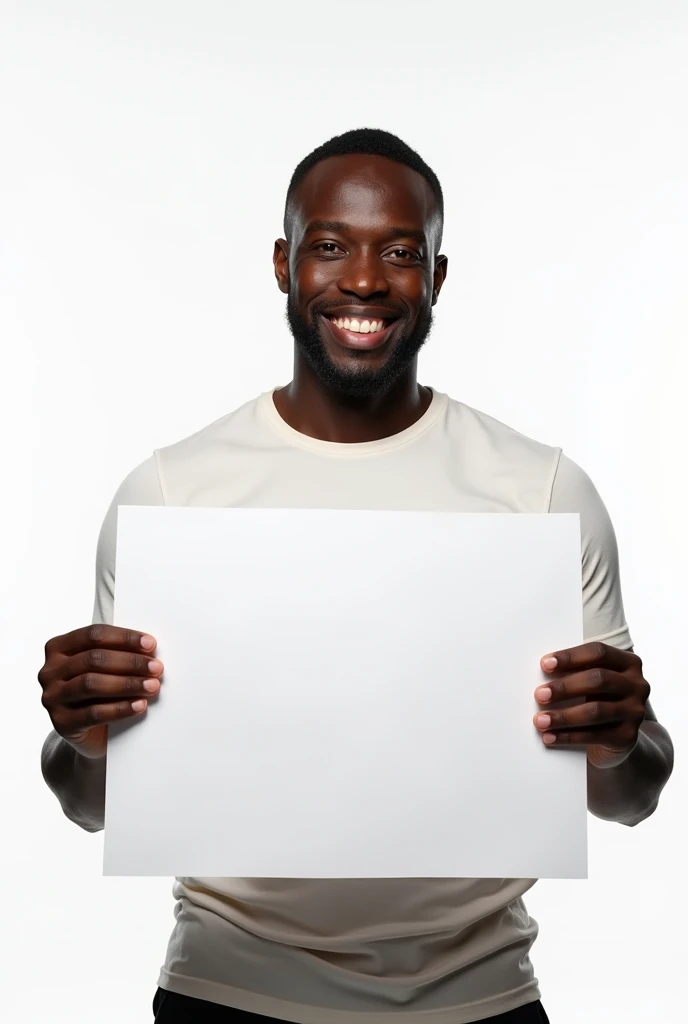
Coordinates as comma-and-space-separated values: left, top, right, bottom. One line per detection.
286, 295, 434, 399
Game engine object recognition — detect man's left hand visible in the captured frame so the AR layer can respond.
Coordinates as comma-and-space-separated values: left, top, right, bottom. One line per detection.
533, 642, 651, 769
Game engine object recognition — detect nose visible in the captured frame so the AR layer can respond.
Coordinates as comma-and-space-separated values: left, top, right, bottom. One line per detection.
336, 247, 389, 299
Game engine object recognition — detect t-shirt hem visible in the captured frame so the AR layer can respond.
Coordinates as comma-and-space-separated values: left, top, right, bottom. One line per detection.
584, 624, 633, 650
156, 969, 541, 1024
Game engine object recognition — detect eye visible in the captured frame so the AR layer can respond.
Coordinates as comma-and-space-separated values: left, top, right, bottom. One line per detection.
386, 247, 421, 262
314, 241, 344, 255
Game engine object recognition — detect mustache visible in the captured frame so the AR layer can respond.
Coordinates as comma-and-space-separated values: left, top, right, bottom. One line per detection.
308, 301, 409, 321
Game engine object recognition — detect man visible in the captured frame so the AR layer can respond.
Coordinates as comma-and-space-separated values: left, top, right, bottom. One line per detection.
39, 128, 674, 1024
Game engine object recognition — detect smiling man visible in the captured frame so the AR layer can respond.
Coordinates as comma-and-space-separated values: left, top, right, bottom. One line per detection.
39, 129, 674, 1024
278, 137, 442, 415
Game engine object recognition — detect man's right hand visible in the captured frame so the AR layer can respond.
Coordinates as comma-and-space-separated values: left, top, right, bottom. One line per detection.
38, 625, 164, 760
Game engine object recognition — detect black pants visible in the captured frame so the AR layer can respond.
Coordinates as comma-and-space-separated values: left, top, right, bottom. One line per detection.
152, 988, 550, 1023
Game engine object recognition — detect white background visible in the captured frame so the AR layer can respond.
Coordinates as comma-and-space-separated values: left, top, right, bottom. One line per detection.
0, 1, 685, 1021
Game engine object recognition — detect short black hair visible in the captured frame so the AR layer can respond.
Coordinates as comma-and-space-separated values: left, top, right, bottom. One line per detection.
284, 127, 444, 241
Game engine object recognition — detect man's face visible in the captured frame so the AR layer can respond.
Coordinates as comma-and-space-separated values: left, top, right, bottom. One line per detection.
274, 154, 447, 398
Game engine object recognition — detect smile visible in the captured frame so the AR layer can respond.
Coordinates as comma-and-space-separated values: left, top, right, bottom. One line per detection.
321, 315, 399, 351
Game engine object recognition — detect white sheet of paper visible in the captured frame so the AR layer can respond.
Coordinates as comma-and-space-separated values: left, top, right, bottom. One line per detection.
104, 508, 586, 878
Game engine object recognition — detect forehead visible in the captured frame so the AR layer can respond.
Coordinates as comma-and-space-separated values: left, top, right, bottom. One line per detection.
290, 154, 437, 235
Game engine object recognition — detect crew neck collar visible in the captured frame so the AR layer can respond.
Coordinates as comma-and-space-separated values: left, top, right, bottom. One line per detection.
258, 387, 447, 457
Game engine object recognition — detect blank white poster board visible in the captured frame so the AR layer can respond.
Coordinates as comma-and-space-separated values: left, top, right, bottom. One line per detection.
104, 508, 586, 878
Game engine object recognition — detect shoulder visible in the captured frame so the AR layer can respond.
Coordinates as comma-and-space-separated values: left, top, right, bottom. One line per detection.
445, 405, 609, 524
100, 395, 265, 510
443, 396, 562, 509
447, 397, 559, 463
152, 393, 266, 496
549, 452, 612, 521
109, 454, 164, 506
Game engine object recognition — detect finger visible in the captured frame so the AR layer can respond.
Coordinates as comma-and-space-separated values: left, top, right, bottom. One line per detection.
56, 699, 150, 735
540, 642, 638, 675
60, 649, 164, 682
49, 625, 157, 658
535, 667, 631, 705
539, 722, 637, 748
534, 700, 628, 733
60, 673, 161, 704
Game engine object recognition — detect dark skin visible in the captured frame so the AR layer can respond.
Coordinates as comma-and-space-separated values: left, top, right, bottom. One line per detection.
272, 154, 446, 441
40, 154, 673, 826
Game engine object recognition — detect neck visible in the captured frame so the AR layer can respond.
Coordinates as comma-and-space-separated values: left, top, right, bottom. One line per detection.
273, 357, 432, 443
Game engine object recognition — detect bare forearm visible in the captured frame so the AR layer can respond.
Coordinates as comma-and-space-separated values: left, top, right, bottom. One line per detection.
587, 721, 674, 826
41, 730, 106, 832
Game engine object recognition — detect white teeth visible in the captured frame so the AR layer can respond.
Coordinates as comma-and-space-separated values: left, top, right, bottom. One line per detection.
332, 317, 385, 333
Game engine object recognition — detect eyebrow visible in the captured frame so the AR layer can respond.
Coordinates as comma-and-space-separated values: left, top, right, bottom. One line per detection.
304, 220, 428, 246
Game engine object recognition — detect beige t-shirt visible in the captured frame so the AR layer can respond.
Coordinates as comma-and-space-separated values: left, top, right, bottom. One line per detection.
91, 388, 632, 1024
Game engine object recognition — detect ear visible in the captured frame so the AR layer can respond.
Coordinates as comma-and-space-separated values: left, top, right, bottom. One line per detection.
273, 239, 290, 295
431, 255, 448, 306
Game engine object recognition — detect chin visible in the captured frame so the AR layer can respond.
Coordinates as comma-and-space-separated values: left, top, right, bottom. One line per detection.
307, 350, 413, 399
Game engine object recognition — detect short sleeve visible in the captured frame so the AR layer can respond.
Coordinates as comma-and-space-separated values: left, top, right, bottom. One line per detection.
91, 455, 165, 626
549, 453, 633, 651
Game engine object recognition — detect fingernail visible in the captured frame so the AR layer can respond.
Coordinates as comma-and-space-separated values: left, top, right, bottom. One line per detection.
143, 678, 159, 693
132, 699, 147, 713
148, 660, 163, 674
543, 732, 557, 745
542, 656, 558, 671
536, 714, 552, 729
141, 635, 156, 651
536, 687, 552, 703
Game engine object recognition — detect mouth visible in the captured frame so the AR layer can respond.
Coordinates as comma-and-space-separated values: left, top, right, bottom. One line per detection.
320, 314, 400, 351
